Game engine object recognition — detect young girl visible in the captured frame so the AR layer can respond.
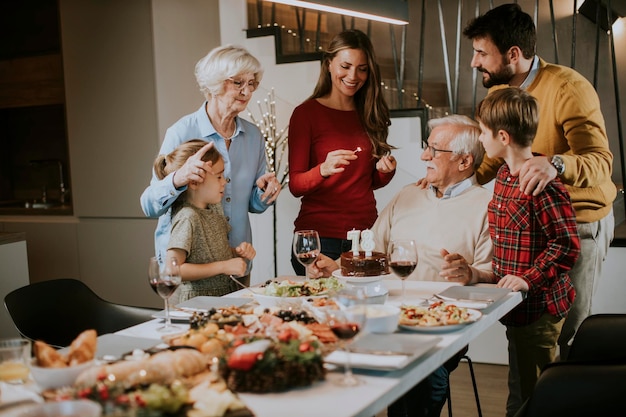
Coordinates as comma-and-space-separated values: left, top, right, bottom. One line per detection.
154, 140, 256, 301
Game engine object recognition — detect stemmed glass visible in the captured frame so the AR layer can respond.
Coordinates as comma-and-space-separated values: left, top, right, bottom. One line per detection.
148, 256, 182, 333
388, 239, 418, 306
327, 287, 367, 387
293, 230, 321, 279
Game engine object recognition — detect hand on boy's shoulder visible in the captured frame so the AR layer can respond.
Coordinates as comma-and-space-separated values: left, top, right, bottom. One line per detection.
516, 156, 557, 196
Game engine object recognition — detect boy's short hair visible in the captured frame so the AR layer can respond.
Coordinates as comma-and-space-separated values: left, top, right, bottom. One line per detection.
476, 87, 539, 147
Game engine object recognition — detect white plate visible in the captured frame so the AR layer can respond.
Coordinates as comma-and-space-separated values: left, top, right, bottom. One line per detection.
325, 333, 441, 370
399, 309, 482, 333
176, 296, 250, 311
332, 269, 387, 283
152, 309, 193, 322
252, 292, 327, 309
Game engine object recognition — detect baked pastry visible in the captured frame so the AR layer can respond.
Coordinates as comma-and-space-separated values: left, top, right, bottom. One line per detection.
34, 329, 97, 368
75, 348, 208, 387
340, 251, 389, 277
67, 329, 97, 365
34, 341, 67, 368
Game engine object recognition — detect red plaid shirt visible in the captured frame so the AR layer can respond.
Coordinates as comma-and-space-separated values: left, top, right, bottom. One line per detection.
489, 164, 580, 326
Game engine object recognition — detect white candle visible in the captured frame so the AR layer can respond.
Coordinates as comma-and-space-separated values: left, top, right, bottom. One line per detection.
347, 229, 361, 256
360, 229, 375, 257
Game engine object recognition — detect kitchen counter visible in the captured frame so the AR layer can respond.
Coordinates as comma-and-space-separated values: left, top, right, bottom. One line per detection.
0, 231, 26, 245
0, 205, 72, 216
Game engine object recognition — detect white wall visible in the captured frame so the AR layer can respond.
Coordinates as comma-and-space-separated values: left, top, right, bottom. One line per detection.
219, 1, 429, 283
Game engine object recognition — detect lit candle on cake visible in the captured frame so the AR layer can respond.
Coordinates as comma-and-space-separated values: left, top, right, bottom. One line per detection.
360, 229, 375, 257
347, 229, 361, 256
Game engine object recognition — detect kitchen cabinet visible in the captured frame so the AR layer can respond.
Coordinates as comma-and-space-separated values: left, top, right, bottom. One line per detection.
60, 0, 159, 218
1, 219, 80, 284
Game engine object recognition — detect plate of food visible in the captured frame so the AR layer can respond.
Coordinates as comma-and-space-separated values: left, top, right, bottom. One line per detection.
332, 269, 387, 284
398, 302, 482, 333
252, 276, 343, 309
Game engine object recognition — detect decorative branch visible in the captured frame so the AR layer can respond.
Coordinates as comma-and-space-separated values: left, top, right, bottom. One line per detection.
248, 88, 290, 188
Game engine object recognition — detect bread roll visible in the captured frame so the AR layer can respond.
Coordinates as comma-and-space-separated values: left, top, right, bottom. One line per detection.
75, 348, 208, 387
34, 340, 67, 368
68, 329, 97, 365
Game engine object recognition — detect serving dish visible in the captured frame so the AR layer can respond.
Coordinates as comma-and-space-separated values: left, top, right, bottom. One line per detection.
399, 308, 482, 333
332, 270, 387, 284
152, 296, 251, 322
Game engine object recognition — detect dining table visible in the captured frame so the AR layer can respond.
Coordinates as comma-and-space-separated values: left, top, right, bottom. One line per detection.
115, 277, 523, 417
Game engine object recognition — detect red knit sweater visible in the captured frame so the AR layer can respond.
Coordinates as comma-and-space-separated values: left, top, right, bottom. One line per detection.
288, 99, 395, 239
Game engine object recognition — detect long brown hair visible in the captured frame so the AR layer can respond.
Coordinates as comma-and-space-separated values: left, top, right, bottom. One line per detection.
310, 29, 393, 157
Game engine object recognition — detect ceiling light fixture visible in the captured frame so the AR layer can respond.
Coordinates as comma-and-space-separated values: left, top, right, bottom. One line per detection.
263, 0, 409, 26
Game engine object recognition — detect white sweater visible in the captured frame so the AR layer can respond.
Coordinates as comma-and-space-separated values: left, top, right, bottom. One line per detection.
371, 182, 493, 282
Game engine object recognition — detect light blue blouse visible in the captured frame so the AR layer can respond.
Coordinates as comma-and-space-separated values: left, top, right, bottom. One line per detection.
140, 102, 272, 268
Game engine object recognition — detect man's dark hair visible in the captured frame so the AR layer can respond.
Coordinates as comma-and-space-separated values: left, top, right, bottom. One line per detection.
463, 3, 536, 59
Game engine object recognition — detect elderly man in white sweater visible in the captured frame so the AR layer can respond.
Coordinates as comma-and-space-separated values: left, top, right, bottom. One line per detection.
312, 114, 494, 417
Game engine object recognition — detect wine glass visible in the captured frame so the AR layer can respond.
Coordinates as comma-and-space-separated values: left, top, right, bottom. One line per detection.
293, 230, 321, 279
388, 239, 418, 306
327, 287, 367, 387
148, 257, 182, 333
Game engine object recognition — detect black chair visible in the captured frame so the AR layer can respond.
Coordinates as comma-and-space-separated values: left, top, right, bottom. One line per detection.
446, 353, 482, 417
567, 313, 626, 362
4, 278, 159, 348
513, 361, 626, 417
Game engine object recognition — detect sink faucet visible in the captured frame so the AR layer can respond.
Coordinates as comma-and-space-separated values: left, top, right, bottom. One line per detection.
28, 159, 69, 204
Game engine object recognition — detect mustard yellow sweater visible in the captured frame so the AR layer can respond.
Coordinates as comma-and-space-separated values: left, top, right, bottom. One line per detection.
477, 58, 616, 223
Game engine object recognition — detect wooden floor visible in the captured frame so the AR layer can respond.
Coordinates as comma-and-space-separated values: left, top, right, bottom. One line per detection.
376, 362, 509, 417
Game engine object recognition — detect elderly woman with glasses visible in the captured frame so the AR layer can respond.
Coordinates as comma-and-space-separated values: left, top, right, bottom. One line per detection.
141, 45, 280, 286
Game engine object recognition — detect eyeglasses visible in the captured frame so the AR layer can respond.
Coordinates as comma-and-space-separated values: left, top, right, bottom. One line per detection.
227, 78, 260, 92
425, 145, 454, 158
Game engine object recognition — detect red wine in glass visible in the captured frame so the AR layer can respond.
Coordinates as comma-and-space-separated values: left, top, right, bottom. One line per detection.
156, 281, 179, 298
293, 230, 321, 278
331, 322, 361, 340
388, 240, 418, 306
389, 261, 417, 277
149, 280, 159, 295
297, 252, 319, 266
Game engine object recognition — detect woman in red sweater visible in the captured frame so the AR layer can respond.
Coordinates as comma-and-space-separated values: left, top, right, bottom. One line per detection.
288, 29, 396, 275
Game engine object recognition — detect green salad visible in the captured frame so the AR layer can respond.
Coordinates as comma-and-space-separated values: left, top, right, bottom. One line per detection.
262, 277, 343, 297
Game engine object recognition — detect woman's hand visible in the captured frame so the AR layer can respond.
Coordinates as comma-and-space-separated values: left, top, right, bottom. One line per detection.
308, 253, 339, 278
234, 242, 256, 260
376, 155, 396, 173
257, 172, 281, 203
320, 150, 358, 178
414, 178, 428, 189
172, 143, 215, 188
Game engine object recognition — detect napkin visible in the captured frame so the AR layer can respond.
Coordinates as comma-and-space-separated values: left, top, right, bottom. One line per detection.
0, 381, 43, 406
325, 350, 409, 370
438, 300, 490, 309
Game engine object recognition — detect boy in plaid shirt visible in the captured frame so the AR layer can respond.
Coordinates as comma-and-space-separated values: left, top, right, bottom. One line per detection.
476, 87, 580, 417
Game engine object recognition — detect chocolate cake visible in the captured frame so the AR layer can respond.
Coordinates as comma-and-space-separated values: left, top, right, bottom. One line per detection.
340, 251, 389, 277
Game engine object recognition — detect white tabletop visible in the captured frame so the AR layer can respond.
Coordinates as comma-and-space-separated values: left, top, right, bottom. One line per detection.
116, 278, 522, 417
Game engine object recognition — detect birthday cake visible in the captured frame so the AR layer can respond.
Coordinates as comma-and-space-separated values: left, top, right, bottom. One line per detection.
340, 251, 389, 277
340, 229, 389, 277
